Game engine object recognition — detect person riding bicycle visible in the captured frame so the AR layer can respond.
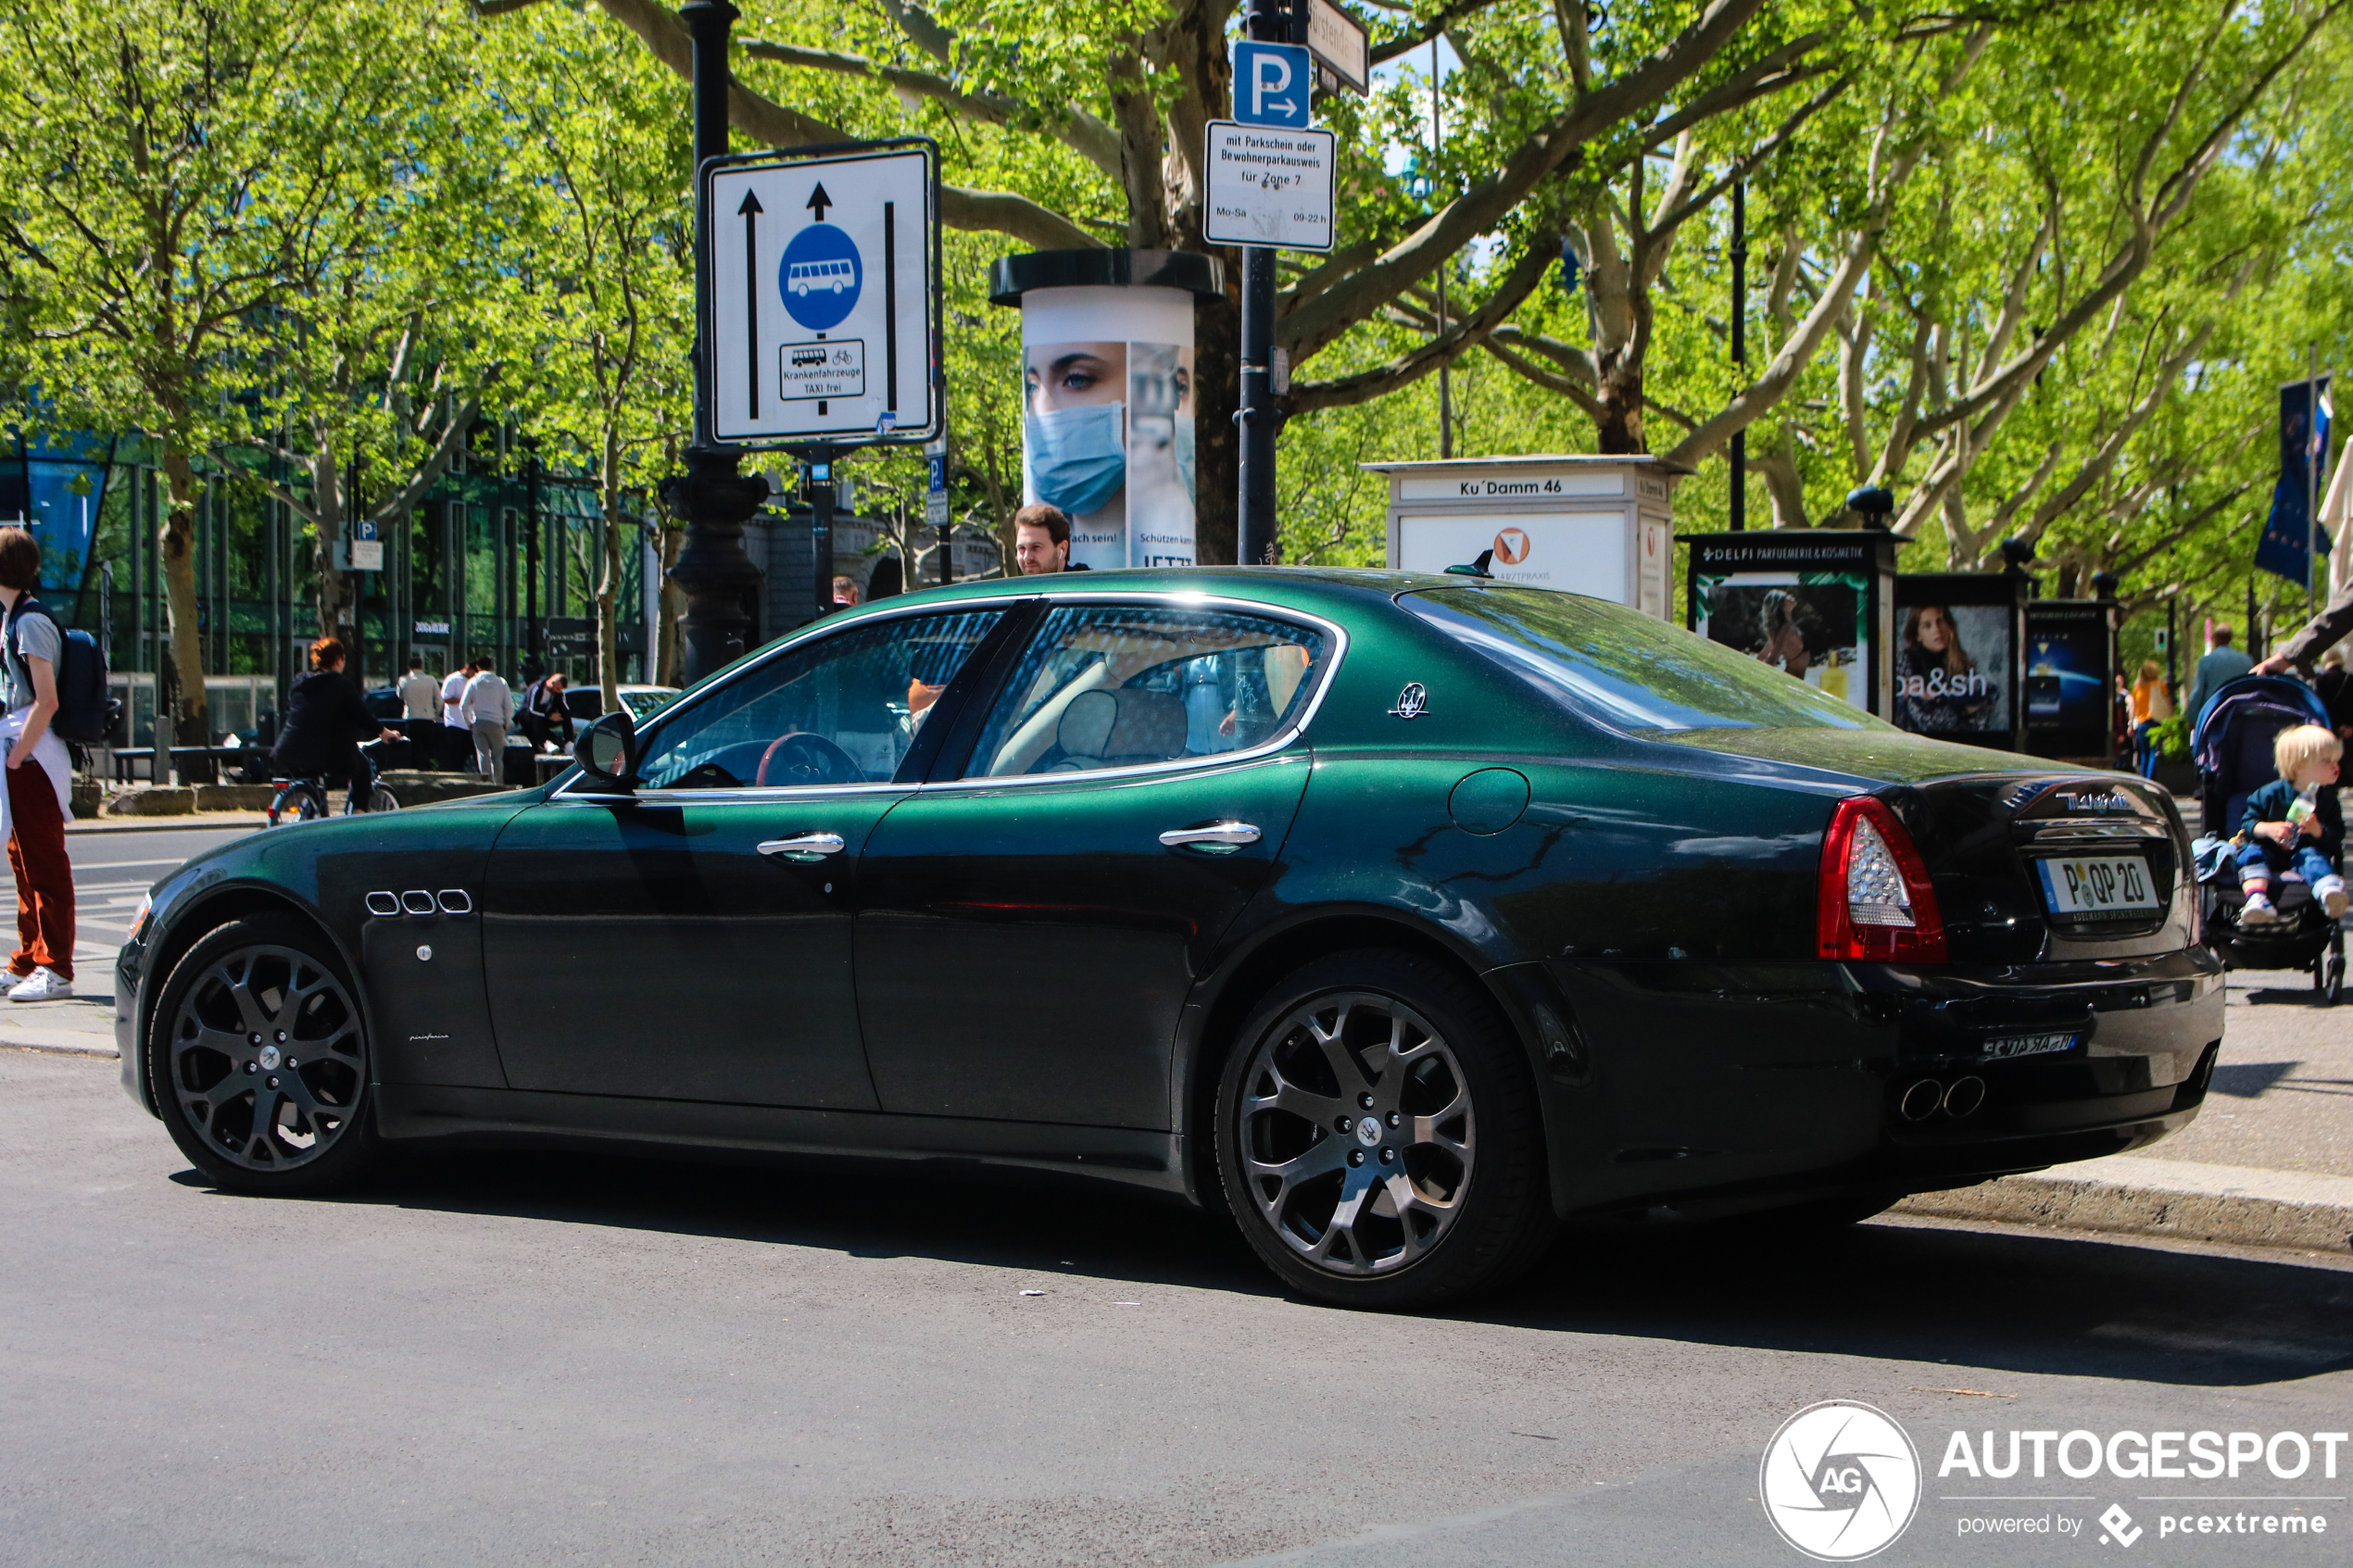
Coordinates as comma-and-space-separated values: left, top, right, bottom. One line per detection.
273, 637, 399, 809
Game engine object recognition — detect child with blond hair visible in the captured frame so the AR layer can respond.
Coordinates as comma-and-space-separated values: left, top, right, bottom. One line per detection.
2236, 723, 2347, 923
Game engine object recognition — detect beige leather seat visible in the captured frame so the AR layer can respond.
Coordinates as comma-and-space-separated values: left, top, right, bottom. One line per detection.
1050, 686, 1189, 770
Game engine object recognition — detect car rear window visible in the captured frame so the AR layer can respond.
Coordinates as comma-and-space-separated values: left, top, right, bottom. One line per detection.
1403, 585, 1880, 732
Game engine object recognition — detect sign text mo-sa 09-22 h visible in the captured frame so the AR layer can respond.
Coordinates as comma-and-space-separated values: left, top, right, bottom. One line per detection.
701, 139, 942, 448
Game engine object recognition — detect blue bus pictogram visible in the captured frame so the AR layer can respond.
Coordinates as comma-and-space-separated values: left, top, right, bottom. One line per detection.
779, 224, 862, 331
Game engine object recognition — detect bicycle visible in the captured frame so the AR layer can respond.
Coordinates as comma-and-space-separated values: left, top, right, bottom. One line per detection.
267, 759, 399, 826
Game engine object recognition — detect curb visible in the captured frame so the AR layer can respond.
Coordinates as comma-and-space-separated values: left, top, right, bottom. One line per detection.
1897, 1155, 2353, 1254
67, 813, 269, 834
1, 1029, 119, 1058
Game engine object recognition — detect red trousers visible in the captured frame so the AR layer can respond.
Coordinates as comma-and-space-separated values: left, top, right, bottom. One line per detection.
6, 759, 72, 981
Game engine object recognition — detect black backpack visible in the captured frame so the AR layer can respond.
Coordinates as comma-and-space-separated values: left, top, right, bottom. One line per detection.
6, 595, 120, 746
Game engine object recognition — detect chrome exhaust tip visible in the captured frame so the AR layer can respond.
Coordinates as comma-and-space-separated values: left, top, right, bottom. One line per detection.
1943, 1076, 1987, 1119
1897, 1079, 1944, 1122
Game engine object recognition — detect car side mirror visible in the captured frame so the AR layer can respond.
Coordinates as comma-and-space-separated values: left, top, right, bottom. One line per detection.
574, 709, 637, 791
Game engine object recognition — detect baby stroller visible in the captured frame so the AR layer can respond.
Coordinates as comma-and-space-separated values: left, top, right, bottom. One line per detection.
2191, 674, 2346, 1003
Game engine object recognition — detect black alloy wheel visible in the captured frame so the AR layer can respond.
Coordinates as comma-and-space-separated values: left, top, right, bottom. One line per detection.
1215, 948, 1554, 1309
147, 914, 382, 1195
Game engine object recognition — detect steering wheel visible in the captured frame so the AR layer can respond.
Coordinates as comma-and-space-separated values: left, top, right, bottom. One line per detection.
756, 731, 863, 786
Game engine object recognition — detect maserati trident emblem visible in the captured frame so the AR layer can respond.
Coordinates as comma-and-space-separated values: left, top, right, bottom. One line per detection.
1389, 682, 1430, 720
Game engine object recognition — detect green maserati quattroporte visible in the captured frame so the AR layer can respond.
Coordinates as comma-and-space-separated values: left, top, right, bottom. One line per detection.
117, 570, 2223, 1308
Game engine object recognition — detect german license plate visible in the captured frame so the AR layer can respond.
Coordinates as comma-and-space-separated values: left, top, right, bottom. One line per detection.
2034, 854, 2160, 920
1982, 1031, 2078, 1060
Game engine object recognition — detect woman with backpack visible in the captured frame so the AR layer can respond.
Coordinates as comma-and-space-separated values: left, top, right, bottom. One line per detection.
0, 526, 76, 1001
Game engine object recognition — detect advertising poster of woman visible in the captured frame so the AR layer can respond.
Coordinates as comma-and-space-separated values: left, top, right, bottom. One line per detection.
1890, 573, 2027, 748
1022, 339, 1196, 569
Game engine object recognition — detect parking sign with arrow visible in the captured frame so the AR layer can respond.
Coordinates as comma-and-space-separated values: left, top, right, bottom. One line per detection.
1232, 41, 1313, 129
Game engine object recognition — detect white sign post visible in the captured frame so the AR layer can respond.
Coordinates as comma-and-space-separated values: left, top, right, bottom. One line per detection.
702, 139, 942, 449
1202, 122, 1337, 252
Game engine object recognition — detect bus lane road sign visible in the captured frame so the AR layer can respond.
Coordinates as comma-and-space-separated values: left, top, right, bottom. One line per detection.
1202, 121, 1336, 252
702, 138, 941, 448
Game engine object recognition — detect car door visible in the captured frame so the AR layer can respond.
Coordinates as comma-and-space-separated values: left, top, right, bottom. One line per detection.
480, 605, 1011, 1107
855, 597, 1336, 1128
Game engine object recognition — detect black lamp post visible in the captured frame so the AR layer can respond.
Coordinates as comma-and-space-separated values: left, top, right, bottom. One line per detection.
661, 0, 768, 684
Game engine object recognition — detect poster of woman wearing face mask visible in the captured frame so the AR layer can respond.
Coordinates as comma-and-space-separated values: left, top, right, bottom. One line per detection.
1024, 340, 1197, 569
1015, 274, 1200, 570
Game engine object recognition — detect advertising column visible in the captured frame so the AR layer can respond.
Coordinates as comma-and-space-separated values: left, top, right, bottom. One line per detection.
988, 250, 1225, 571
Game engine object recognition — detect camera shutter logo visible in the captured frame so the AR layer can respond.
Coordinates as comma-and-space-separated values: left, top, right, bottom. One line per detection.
1759, 1401, 1920, 1561
1493, 526, 1531, 566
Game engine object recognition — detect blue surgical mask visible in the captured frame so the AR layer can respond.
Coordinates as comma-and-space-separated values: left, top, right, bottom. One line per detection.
1174, 419, 1195, 500
1026, 403, 1126, 517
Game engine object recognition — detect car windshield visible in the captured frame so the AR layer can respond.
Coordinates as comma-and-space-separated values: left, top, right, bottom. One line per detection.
1403, 585, 1880, 733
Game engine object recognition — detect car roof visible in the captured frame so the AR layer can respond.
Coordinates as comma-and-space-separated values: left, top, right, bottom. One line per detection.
827, 566, 1471, 622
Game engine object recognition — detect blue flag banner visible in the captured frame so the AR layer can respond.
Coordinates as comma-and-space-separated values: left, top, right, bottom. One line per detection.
2257, 374, 2334, 585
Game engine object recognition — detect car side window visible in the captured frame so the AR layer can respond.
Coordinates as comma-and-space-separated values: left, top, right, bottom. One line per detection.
636, 609, 1003, 790
964, 604, 1327, 779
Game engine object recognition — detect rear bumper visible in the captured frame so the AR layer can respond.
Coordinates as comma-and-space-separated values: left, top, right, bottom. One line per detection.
1544, 947, 2226, 1218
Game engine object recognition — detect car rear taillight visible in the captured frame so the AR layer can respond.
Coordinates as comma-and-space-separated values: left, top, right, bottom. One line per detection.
1817, 795, 1947, 963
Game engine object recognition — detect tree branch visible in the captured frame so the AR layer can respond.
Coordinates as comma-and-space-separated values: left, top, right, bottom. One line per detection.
586, 0, 1102, 249
1288, 232, 1560, 412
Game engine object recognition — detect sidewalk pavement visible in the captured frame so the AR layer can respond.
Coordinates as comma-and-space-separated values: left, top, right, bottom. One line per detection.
1895, 956, 2353, 1255
9, 906, 2344, 1261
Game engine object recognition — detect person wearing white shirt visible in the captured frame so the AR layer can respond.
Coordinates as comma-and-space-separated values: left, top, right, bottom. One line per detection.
461, 659, 514, 781
397, 655, 442, 768
439, 659, 476, 771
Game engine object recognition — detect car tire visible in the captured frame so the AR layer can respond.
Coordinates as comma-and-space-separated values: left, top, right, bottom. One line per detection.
147, 914, 382, 1196
1214, 948, 1554, 1310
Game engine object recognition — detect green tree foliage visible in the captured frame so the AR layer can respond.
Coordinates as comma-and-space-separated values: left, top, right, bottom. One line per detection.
483, 4, 697, 707
0, 0, 480, 741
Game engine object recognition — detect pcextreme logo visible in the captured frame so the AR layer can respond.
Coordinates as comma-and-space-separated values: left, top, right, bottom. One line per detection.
1761, 1401, 1922, 1561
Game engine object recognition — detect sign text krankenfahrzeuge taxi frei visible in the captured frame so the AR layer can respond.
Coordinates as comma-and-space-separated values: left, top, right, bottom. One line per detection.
700, 138, 943, 449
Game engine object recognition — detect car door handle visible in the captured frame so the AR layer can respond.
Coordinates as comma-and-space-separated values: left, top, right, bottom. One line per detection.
1159, 822, 1262, 850
759, 833, 847, 860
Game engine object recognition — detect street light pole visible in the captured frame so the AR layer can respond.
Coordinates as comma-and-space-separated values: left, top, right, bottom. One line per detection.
662, 0, 768, 684
1234, 0, 1289, 568
1728, 181, 1747, 532
1431, 37, 1452, 462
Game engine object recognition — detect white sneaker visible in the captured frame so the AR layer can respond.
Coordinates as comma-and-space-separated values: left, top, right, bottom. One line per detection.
2319, 877, 2349, 920
7, 967, 71, 1002
2238, 893, 2279, 926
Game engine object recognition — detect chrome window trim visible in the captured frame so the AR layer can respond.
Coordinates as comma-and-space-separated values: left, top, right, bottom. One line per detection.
931, 592, 1347, 794
546, 588, 1346, 804
547, 596, 1023, 805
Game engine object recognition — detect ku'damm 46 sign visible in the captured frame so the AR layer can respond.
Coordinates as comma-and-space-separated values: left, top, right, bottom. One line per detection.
702, 139, 942, 448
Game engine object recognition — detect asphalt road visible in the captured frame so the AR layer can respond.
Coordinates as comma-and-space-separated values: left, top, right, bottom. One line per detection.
4, 1039, 2347, 1568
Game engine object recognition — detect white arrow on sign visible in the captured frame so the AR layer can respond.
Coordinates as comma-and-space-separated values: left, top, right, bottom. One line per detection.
703, 140, 941, 448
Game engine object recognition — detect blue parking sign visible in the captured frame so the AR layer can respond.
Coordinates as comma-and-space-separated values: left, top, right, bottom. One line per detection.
1232, 42, 1312, 129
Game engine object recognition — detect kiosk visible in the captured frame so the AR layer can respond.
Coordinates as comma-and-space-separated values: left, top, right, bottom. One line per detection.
1685, 530, 1900, 720
1366, 455, 1684, 619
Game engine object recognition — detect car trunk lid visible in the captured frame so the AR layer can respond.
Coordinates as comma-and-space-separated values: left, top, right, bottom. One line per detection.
1656, 730, 2190, 963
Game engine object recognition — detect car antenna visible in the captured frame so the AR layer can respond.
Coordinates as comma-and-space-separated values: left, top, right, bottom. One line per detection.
1443, 549, 1494, 579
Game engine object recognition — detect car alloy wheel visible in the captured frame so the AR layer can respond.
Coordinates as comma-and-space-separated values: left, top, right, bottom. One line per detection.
1236, 990, 1475, 1274
1216, 948, 1553, 1309
163, 937, 367, 1175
